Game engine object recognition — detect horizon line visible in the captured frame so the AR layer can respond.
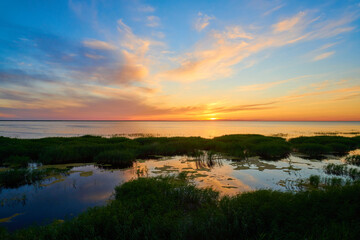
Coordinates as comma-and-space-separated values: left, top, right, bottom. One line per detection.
1, 119, 360, 122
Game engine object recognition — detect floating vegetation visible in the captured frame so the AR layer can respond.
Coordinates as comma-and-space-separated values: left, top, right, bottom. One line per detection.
0, 213, 23, 223
79, 171, 93, 177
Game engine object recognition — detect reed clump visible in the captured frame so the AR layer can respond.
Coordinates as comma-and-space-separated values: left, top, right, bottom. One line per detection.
345, 155, 360, 166
324, 163, 360, 180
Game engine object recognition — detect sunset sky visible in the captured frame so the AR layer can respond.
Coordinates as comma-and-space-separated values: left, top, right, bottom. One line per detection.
0, 0, 359, 121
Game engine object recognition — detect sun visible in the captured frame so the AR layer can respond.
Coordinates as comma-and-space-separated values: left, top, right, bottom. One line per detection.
209, 118, 217, 120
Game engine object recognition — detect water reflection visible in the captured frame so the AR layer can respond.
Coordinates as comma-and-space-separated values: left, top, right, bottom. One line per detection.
1, 121, 360, 139
1, 153, 360, 231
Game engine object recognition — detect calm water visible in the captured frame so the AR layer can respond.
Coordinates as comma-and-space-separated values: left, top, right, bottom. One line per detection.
1, 152, 359, 231
1, 121, 360, 139
1, 121, 360, 231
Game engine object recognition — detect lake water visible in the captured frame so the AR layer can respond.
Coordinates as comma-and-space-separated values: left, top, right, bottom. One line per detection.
1, 121, 360, 231
1, 121, 360, 139
1, 152, 359, 231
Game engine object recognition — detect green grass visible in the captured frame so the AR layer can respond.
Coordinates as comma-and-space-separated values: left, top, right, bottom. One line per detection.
290, 136, 359, 158
94, 150, 135, 168
0, 135, 359, 168
2, 175, 360, 239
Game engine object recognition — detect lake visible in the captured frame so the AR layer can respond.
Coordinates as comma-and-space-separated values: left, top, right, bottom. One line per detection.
1, 121, 360, 139
1, 121, 360, 231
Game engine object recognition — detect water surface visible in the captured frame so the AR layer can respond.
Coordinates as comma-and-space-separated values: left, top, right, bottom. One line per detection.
1, 121, 360, 139
1, 153, 359, 231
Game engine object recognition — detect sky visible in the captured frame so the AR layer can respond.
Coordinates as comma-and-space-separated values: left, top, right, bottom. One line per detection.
0, 0, 359, 121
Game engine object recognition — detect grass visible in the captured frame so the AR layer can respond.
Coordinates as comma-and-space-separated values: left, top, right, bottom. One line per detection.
324, 163, 360, 180
0, 168, 69, 189
1, 175, 360, 239
1, 135, 359, 168
290, 136, 359, 158
345, 155, 360, 166
94, 150, 135, 168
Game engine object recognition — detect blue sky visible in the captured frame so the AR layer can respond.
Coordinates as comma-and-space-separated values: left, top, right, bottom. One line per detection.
0, 0, 359, 120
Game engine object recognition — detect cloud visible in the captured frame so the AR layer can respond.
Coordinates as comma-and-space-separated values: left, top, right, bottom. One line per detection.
85, 53, 105, 59
83, 40, 117, 50
161, 11, 356, 83
263, 3, 285, 16
273, 11, 306, 32
146, 16, 160, 27
195, 12, 215, 31
223, 26, 253, 39
312, 51, 335, 61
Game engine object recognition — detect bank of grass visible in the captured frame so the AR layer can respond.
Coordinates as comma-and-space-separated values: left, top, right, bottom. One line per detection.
0, 135, 359, 169
1, 175, 359, 240
289, 136, 360, 158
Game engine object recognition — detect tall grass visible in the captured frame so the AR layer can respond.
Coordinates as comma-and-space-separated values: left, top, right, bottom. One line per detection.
324, 163, 360, 180
290, 136, 359, 158
0, 134, 359, 168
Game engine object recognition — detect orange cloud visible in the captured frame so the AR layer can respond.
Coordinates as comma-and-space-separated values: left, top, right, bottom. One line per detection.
161, 12, 355, 83
273, 11, 306, 32
195, 12, 215, 31
312, 51, 335, 61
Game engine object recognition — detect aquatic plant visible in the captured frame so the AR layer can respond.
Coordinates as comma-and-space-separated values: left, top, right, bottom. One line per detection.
345, 155, 360, 166
309, 175, 320, 188
324, 163, 360, 180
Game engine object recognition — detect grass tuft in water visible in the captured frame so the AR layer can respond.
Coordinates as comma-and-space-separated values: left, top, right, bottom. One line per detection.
345, 155, 360, 166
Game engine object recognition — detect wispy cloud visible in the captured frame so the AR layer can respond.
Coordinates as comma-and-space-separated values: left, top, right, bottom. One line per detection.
161, 11, 357, 83
195, 12, 215, 31
83, 40, 117, 50
84, 53, 104, 59
263, 3, 285, 16
273, 11, 306, 32
312, 51, 335, 61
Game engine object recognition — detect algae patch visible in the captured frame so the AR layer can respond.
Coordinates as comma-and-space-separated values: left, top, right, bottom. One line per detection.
0, 213, 23, 223
80, 171, 93, 177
